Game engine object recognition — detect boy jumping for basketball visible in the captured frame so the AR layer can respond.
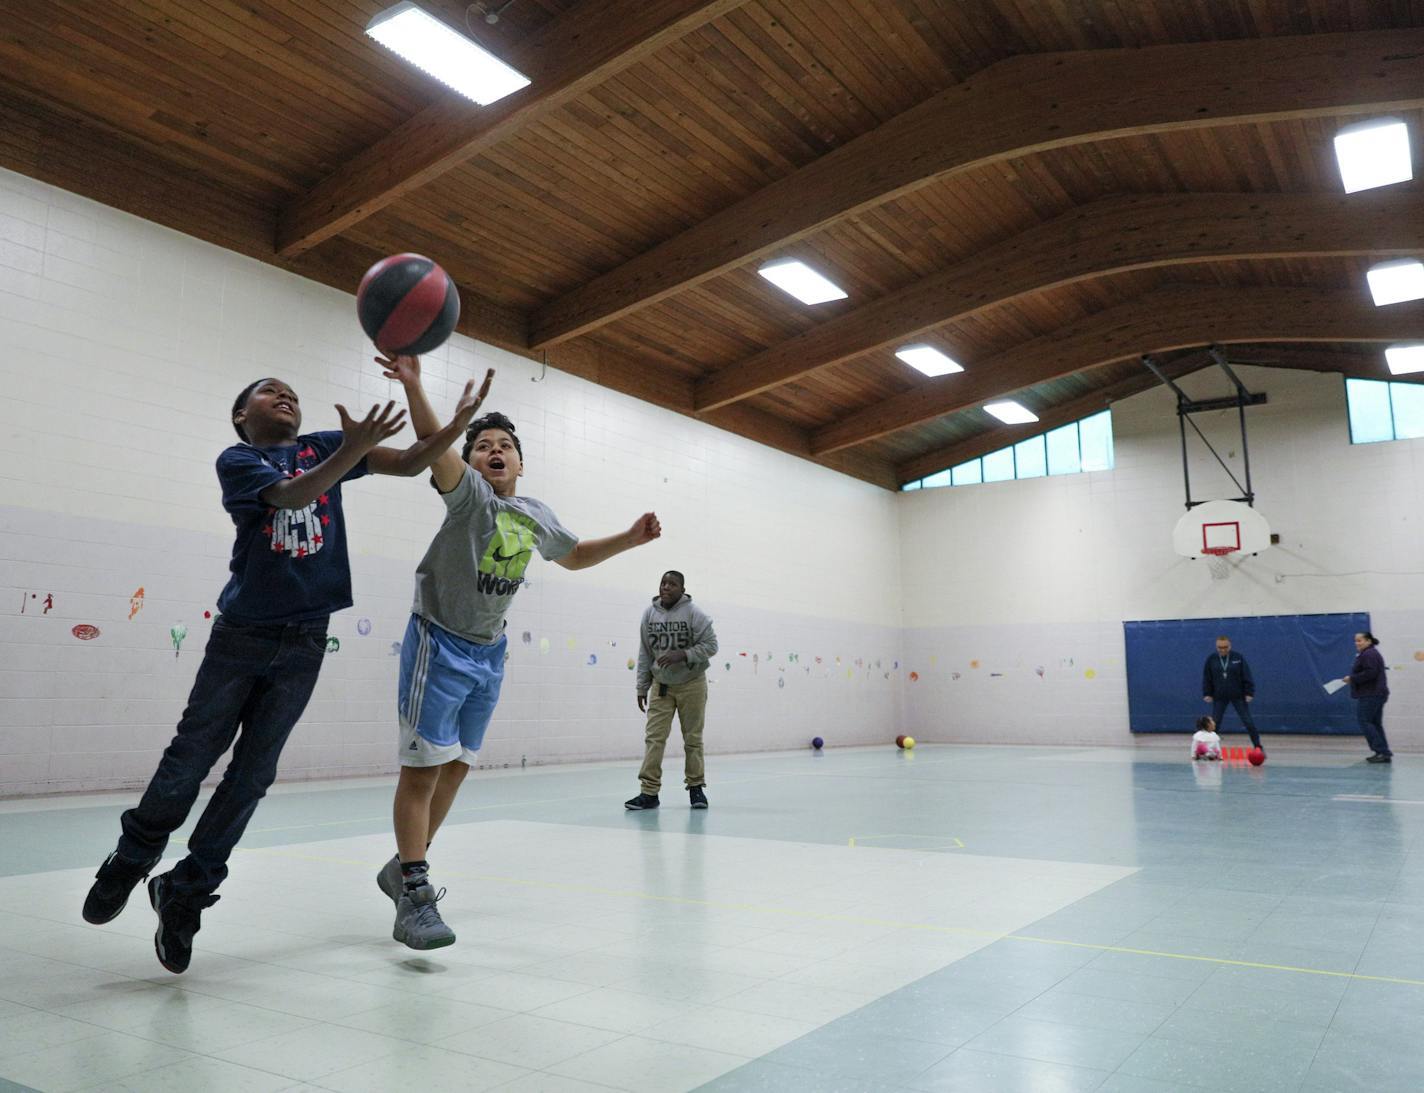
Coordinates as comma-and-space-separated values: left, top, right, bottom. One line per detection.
375, 353, 661, 950
83, 375, 484, 974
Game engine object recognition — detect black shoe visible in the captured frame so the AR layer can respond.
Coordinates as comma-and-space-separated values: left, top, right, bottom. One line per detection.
148, 872, 219, 974
689, 786, 708, 809
82, 851, 157, 925
1367, 754, 1393, 764
624, 793, 660, 810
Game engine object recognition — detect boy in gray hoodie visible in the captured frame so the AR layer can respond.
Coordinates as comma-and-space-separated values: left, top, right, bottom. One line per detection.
627, 571, 719, 810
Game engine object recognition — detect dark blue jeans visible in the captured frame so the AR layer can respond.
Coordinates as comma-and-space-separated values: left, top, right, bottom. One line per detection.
1356, 694, 1391, 757
117, 616, 328, 896
1211, 696, 1260, 749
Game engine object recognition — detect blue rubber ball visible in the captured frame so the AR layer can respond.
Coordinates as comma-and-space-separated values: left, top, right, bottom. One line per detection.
811, 736, 824, 749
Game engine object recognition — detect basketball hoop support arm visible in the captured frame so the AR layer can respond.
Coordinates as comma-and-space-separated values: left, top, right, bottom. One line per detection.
1142, 345, 1267, 511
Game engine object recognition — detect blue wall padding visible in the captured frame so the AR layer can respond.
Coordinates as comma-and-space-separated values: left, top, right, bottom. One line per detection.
1124, 613, 1371, 734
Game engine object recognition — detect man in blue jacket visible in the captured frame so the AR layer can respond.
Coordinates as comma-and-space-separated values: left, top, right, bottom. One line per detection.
1202, 635, 1262, 754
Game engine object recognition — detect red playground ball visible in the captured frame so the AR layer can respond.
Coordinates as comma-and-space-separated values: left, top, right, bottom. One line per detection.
1247, 747, 1265, 766
357, 253, 460, 355
895, 735, 906, 748
1195, 743, 1207, 757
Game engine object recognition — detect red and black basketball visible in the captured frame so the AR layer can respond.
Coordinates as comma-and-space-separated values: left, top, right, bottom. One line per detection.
356, 253, 460, 356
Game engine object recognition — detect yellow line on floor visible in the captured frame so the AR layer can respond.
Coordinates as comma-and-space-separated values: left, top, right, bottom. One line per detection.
245, 845, 1424, 989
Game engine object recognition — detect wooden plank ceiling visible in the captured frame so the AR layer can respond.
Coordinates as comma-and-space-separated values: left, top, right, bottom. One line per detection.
2, 0, 1423, 489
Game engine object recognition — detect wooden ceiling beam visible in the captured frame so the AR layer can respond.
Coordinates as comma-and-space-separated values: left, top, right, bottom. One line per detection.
0, 90, 901, 488
276, 0, 746, 258
694, 191, 1424, 412
530, 27, 1424, 348
811, 285, 1424, 455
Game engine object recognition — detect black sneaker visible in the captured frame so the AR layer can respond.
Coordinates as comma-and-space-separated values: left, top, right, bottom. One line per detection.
148, 872, 219, 974
624, 793, 660, 810
689, 786, 708, 809
82, 851, 157, 925
1367, 754, 1393, 764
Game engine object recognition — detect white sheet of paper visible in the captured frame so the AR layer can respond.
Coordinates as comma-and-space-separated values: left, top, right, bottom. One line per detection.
1323, 678, 1347, 695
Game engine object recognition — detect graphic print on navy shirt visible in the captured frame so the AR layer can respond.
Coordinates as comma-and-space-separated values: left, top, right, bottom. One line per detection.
215, 430, 368, 624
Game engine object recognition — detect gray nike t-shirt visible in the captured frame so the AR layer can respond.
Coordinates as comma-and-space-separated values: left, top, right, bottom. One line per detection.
411, 466, 577, 644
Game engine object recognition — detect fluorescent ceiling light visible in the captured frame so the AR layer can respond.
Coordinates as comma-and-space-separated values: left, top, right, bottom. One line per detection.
756, 260, 847, 305
1386, 344, 1424, 376
895, 344, 963, 377
367, 2, 530, 105
984, 400, 1038, 425
1334, 118, 1412, 194
1367, 259, 1424, 306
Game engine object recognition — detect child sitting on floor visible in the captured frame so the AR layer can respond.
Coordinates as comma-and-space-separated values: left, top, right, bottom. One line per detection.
1191, 715, 1222, 760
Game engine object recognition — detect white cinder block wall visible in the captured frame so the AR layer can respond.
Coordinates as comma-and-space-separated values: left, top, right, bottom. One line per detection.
0, 169, 902, 796
899, 363, 1424, 750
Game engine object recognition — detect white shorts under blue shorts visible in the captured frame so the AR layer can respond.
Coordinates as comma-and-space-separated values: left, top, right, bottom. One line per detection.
398, 615, 506, 767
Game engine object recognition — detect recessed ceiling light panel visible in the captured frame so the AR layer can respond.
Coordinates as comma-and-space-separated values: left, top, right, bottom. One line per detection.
983, 400, 1039, 425
1386, 344, 1424, 376
756, 260, 848, 305
1333, 118, 1412, 194
367, 2, 530, 105
1367, 259, 1424, 307
895, 345, 964, 377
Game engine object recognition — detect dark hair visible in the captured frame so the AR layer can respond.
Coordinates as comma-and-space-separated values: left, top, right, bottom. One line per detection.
662, 570, 685, 586
462, 411, 522, 464
1215, 635, 1230, 643
1358, 631, 1380, 646
231, 378, 276, 442
1195, 716, 1215, 732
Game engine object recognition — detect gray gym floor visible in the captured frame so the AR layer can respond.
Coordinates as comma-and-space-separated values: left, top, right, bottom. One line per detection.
0, 743, 1418, 1091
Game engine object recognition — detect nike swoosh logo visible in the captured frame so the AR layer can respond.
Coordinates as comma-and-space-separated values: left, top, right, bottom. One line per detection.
492, 547, 527, 563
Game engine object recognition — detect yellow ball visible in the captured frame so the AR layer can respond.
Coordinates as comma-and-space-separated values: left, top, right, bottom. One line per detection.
902, 736, 915, 749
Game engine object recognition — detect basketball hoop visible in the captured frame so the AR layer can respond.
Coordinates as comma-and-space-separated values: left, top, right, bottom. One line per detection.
1201, 545, 1237, 580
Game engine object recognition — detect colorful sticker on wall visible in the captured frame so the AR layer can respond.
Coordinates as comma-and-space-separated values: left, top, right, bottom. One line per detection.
170, 623, 187, 657
908, 671, 919, 682
724, 662, 731, 671
539, 638, 550, 655
777, 677, 785, 689
522, 631, 532, 645
357, 617, 372, 636
1084, 668, 1096, 679
1035, 666, 1045, 678
389, 641, 402, 656
969, 659, 980, 669
72, 624, 99, 641
626, 658, 635, 670
951, 672, 961, 680
1415, 651, 1424, 662
129, 587, 145, 620
586, 654, 598, 666
566, 638, 576, 650
325, 636, 341, 654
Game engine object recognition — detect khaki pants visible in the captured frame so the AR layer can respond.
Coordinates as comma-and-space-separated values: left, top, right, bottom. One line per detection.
638, 676, 708, 794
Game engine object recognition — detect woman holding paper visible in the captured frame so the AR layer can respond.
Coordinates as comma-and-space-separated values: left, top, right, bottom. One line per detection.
1343, 631, 1391, 764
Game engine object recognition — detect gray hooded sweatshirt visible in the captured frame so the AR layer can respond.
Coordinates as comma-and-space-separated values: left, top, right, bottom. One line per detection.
636, 593, 719, 696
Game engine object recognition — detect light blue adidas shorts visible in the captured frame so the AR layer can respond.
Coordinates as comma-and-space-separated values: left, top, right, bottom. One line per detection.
398, 615, 506, 766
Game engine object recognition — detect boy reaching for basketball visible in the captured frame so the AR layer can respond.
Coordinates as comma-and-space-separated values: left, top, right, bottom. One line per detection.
375, 353, 661, 950
83, 375, 485, 974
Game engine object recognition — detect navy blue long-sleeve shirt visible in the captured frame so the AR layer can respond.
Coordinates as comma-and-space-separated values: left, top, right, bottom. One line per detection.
1202, 651, 1255, 700
1349, 645, 1389, 698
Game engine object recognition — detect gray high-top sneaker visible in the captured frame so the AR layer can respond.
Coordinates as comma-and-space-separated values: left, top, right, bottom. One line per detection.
376, 855, 402, 904
393, 882, 455, 950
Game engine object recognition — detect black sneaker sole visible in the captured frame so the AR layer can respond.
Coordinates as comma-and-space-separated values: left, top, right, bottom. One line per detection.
690, 801, 708, 810
624, 801, 659, 810
82, 889, 134, 925
148, 876, 188, 975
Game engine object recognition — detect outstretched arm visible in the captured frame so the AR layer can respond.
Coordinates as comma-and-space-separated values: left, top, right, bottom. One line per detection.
372, 354, 494, 492
556, 513, 661, 571
260, 401, 406, 510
